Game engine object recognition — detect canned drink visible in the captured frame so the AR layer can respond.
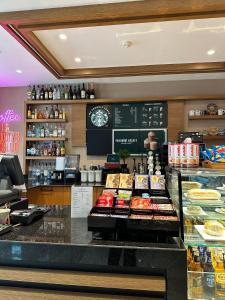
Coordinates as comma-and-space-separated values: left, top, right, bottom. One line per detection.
174, 144, 181, 167
168, 144, 174, 166
180, 144, 187, 167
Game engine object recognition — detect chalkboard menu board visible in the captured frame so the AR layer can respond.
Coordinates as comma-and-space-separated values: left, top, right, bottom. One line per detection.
139, 102, 167, 128
113, 102, 167, 129
113, 103, 139, 128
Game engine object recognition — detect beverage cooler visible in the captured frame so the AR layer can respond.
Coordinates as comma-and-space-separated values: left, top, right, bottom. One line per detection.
167, 168, 225, 299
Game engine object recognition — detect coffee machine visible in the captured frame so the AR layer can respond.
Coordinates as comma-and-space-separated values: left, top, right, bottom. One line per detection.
64, 155, 80, 184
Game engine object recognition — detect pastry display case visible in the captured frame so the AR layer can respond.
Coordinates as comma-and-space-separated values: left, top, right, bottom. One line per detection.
167, 168, 225, 300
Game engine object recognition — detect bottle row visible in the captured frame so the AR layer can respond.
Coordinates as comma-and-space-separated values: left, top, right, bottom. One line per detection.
28, 162, 57, 186
27, 124, 66, 138
188, 245, 225, 299
27, 105, 66, 120
26, 142, 65, 157
27, 83, 95, 101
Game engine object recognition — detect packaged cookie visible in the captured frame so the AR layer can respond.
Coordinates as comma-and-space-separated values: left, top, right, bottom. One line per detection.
119, 173, 133, 189
105, 174, 120, 188
135, 175, 149, 190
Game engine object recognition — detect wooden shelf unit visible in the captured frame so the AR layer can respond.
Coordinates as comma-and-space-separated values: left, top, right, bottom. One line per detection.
26, 137, 65, 141
25, 156, 58, 160
189, 115, 225, 120
26, 119, 66, 123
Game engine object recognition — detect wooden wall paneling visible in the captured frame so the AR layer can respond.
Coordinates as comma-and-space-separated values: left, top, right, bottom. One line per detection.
0, 266, 166, 292
71, 104, 86, 147
168, 100, 185, 141
0, 287, 163, 300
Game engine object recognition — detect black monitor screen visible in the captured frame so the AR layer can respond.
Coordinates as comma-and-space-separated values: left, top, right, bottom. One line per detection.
0, 154, 24, 186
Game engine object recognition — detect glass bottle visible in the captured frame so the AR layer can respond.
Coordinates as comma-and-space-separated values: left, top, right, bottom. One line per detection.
215, 254, 225, 298
48, 85, 53, 100
54, 104, 59, 119
69, 85, 73, 100
53, 86, 57, 100
57, 125, 62, 137
90, 83, 95, 99
40, 125, 45, 138
81, 83, 86, 99
204, 251, 215, 298
40, 85, 44, 100
190, 251, 204, 299
27, 106, 32, 119
31, 85, 36, 100
86, 83, 90, 99
64, 85, 69, 100
58, 106, 63, 119
60, 142, 65, 156
73, 86, 77, 100
27, 125, 32, 137
44, 106, 50, 119
45, 124, 50, 138
60, 85, 65, 100
77, 85, 81, 99
49, 106, 54, 119
36, 85, 40, 100
44, 85, 49, 100
56, 85, 61, 100
27, 85, 32, 100
53, 125, 58, 137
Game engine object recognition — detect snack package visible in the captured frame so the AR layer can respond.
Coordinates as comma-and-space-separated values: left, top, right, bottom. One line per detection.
105, 174, 120, 188
150, 175, 165, 190
102, 189, 117, 197
130, 197, 151, 210
201, 145, 225, 163
119, 173, 133, 189
96, 194, 113, 207
115, 190, 132, 209
135, 175, 149, 190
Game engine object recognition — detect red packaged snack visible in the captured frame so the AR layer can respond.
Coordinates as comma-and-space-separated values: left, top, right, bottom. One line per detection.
96, 195, 113, 207
115, 198, 130, 209
130, 197, 151, 210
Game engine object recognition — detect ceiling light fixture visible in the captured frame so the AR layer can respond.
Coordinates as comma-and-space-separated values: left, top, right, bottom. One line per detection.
207, 49, 215, 56
59, 34, 67, 40
74, 57, 81, 63
16, 69, 22, 74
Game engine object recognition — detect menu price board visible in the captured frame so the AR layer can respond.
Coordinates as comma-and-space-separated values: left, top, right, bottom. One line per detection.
113, 102, 167, 129
113, 103, 139, 128
139, 102, 167, 128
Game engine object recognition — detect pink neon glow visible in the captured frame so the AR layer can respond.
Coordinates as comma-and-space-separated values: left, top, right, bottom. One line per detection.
0, 109, 21, 123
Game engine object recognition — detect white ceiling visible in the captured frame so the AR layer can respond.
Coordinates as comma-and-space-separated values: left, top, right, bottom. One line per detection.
1, 1, 225, 86
0, 0, 140, 12
35, 18, 225, 69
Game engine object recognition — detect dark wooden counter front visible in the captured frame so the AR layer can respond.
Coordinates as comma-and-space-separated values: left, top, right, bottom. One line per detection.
0, 206, 187, 300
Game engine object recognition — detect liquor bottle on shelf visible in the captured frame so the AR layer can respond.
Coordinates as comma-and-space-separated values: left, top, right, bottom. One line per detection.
53, 125, 58, 137
58, 106, 63, 119
27, 125, 32, 137
57, 125, 62, 137
36, 85, 40, 100
40, 85, 44, 100
60, 142, 65, 156
64, 85, 69, 100
56, 85, 61, 100
49, 85, 53, 100
73, 86, 77, 100
56, 143, 61, 156
44, 107, 50, 119
37, 109, 43, 119
35, 125, 41, 138
40, 126, 45, 138
77, 85, 81, 99
27, 106, 32, 119
31, 109, 35, 119
44, 85, 49, 100
30, 144, 36, 156
49, 106, 54, 119
81, 83, 86, 99
53, 86, 57, 100
60, 85, 65, 99
45, 124, 50, 138
31, 85, 36, 100
86, 83, 90, 99
61, 124, 65, 137
27, 86, 32, 100
90, 83, 95, 99
69, 85, 73, 100
54, 104, 59, 119
62, 108, 66, 120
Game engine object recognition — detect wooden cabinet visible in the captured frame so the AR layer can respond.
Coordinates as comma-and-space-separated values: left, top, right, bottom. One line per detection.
27, 185, 104, 206
27, 186, 71, 205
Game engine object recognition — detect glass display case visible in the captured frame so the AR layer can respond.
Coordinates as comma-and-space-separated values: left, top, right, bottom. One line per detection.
167, 168, 225, 300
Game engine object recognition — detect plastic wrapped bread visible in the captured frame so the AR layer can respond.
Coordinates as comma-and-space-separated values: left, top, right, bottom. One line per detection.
187, 189, 221, 200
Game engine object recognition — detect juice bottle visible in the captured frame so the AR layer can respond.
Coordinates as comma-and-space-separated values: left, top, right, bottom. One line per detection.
215, 254, 225, 298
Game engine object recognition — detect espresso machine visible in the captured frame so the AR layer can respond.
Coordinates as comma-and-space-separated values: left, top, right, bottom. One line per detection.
64, 155, 80, 184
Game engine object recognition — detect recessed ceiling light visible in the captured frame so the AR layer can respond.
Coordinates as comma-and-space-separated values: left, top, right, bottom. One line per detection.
59, 34, 67, 40
207, 49, 215, 56
16, 69, 22, 74
74, 57, 81, 63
